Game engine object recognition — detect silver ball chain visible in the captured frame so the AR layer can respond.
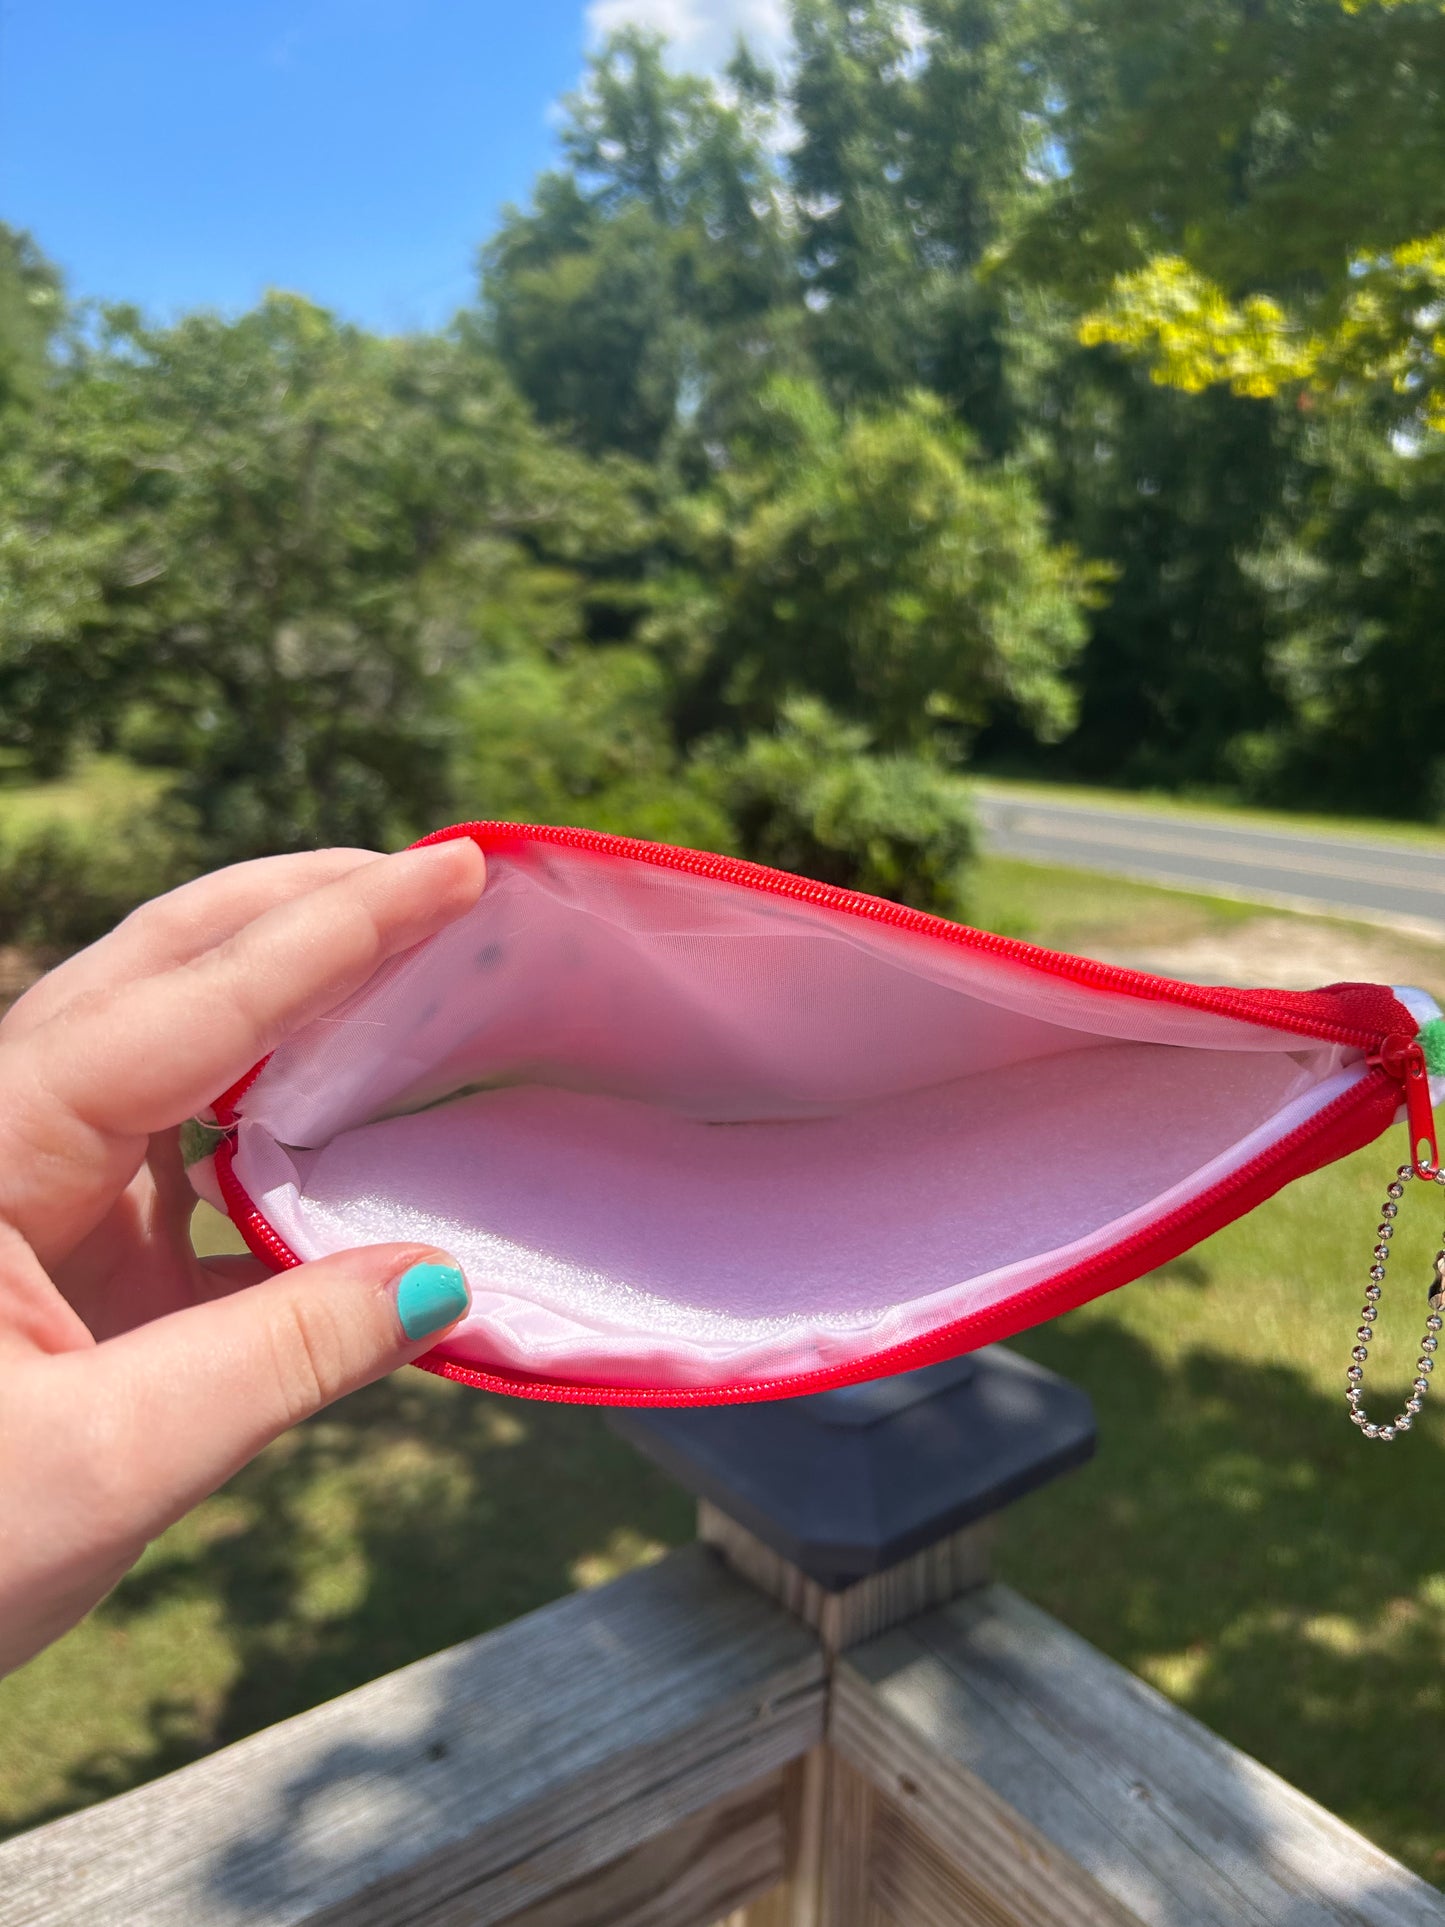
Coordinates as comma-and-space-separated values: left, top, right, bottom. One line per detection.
1346, 1163, 1445, 1441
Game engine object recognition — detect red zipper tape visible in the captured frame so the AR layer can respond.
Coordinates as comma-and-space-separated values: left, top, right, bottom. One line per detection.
212, 822, 1432, 1406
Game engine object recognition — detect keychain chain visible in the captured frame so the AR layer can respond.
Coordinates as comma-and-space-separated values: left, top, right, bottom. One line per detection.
1346, 1163, 1445, 1440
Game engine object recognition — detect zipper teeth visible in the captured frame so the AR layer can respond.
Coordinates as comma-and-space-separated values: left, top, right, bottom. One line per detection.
214, 1141, 299, 1269
411, 822, 1387, 1052
411, 1064, 1396, 1406
214, 1052, 271, 1127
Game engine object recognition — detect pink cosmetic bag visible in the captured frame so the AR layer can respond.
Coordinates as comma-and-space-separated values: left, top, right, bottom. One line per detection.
204, 823, 1443, 1406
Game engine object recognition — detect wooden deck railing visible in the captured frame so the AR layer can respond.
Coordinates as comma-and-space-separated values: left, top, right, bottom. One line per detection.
0, 1546, 824, 1927
3, 1363, 1443, 1926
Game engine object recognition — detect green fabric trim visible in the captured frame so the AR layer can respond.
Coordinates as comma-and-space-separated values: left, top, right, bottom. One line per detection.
1419, 1017, 1445, 1079
179, 1119, 228, 1168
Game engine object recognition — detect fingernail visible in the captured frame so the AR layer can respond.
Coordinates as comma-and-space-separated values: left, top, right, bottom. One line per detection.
396, 838, 484, 871
395, 1259, 470, 1340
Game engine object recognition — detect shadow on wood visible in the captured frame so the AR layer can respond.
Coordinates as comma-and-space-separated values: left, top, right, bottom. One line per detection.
0, 1549, 824, 1927
2, 1349, 1442, 1927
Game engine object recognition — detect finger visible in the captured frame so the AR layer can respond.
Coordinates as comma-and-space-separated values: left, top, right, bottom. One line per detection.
195, 1253, 274, 1293
0, 1222, 95, 1357
73, 1244, 472, 1540
46, 1132, 240, 1343
1, 849, 384, 1043
0, 837, 486, 1268
147, 1124, 196, 1228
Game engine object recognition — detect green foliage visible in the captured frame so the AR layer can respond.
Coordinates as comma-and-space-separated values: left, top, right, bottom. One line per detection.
703, 382, 1093, 752
0, 441, 118, 777
784, 0, 1062, 441
7, 0, 1445, 964
1016, 0, 1445, 297
1026, 0, 1445, 425
0, 296, 650, 864
0, 226, 64, 417
482, 30, 792, 463
5, 0, 1445, 1880
0, 813, 189, 953
484, 195, 687, 460
456, 645, 734, 849
1023, 358, 1296, 790
699, 697, 976, 912
1243, 409, 1445, 817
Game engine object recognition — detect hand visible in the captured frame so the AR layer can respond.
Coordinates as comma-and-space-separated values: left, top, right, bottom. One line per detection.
0, 838, 487, 1677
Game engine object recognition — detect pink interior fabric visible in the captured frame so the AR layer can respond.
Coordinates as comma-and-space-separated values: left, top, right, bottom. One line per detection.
228, 841, 1367, 1388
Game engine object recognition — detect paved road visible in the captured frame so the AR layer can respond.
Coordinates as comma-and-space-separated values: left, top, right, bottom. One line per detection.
973, 789, 1445, 935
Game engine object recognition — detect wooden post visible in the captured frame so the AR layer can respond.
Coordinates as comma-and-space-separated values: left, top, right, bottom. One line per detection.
703, 1505, 995, 1927
697, 1502, 994, 1659
614, 1346, 1097, 1927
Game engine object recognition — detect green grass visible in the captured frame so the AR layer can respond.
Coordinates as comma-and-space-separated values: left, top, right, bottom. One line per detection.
968, 852, 1261, 948
0, 753, 169, 837
0, 1367, 694, 1836
1, 824, 1443, 1883
975, 773, 1445, 853
1002, 1150, 1445, 1883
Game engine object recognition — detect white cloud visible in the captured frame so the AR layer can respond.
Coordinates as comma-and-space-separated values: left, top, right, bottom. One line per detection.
585, 0, 791, 75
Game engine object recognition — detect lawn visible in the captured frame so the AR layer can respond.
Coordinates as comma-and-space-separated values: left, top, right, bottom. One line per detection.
0, 751, 169, 836
1001, 1156, 1445, 1883
1, 844, 1442, 1885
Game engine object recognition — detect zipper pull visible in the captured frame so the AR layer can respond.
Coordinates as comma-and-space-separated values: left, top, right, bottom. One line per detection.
1373, 1036, 1439, 1179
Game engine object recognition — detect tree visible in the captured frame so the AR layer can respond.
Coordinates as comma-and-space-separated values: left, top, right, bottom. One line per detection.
0, 225, 64, 416
1024, 0, 1445, 429
483, 189, 687, 461
482, 30, 792, 463
680, 379, 1093, 755
0, 295, 650, 859
1015, 358, 1297, 789
454, 645, 734, 848
1244, 406, 1445, 818
787, 0, 1060, 439
0, 229, 81, 775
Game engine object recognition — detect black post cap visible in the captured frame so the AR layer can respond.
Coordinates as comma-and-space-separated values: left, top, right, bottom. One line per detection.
608, 1346, 1096, 1588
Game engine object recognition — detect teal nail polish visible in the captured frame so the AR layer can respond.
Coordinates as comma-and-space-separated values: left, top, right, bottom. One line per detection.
396, 1261, 470, 1340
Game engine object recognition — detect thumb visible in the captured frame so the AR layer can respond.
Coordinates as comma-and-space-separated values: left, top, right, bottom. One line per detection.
84, 1244, 471, 1541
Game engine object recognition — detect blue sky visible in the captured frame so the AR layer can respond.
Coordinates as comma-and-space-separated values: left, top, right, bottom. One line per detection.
0, 1, 785, 332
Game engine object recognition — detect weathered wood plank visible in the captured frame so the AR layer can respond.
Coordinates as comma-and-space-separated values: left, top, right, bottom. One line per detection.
728, 1752, 823, 1927
868, 1797, 1040, 1927
491, 1769, 788, 1927
0, 1546, 825, 1927
718, 1749, 884, 1927
833, 1582, 1445, 1927
833, 1651, 1139, 1927
816, 1750, 885, 1927
716, 1755, 817, 1927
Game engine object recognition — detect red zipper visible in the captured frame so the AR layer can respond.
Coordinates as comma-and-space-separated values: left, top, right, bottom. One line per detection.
212, 821, 1435, 1406
1373, 1037, 1438, 1178
406, 823, 1407, 1052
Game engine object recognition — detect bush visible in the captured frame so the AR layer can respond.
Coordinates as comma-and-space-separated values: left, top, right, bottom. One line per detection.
698, 698, 976, 915
0, 813, 192, 955
457, 646, 735, 850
